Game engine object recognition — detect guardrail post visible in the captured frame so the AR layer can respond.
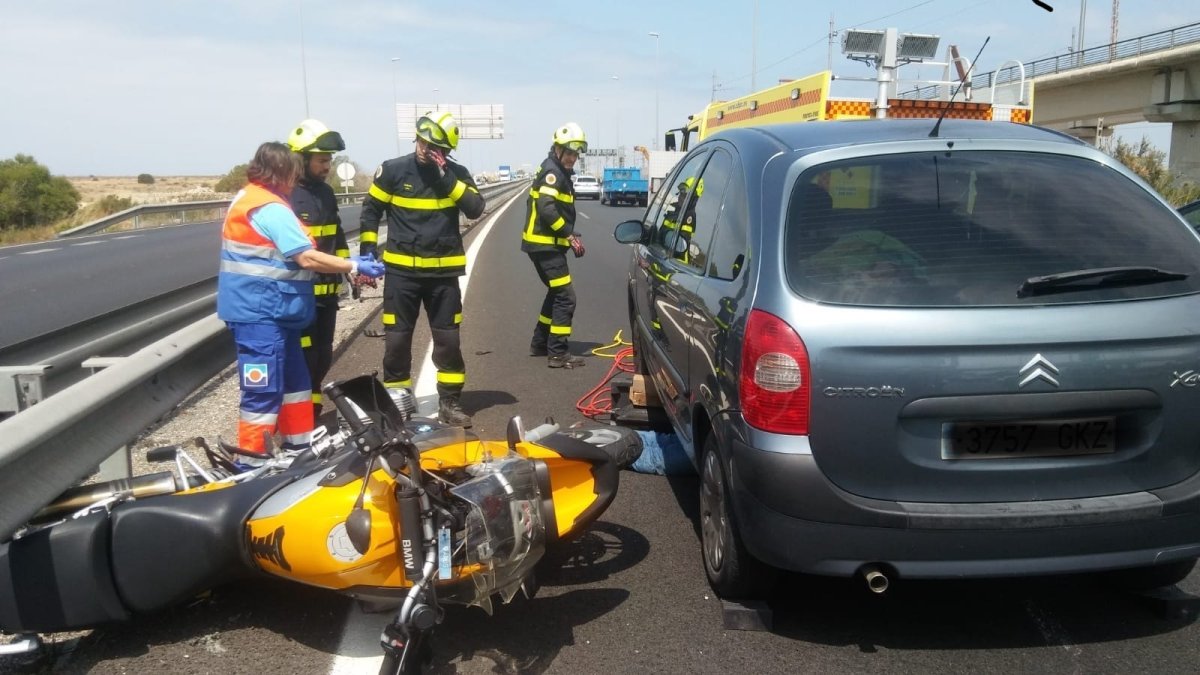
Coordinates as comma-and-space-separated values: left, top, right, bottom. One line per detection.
81, 357, 134, 480
0, 366, 51, 414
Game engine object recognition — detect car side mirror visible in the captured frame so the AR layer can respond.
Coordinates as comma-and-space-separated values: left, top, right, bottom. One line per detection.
614, 219, 647, 244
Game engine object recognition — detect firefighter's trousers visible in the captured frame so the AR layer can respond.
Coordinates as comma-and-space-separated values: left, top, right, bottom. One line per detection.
528, 251, 576, 357
301, 302, 337, 414
382, 274, 466, 399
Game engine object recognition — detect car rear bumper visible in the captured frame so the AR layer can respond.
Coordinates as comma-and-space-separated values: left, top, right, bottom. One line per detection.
729, 437, 1200, 578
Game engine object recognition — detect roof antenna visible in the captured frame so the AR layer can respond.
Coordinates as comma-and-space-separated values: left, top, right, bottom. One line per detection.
1032, 1, 1054, 11
929, 36, 990, 138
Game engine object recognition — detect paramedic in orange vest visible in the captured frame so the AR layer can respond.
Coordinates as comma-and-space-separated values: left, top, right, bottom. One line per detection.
217, 141, 384, 456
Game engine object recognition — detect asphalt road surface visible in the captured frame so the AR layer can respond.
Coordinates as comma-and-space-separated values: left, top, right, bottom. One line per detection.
5, 193, 1200, 674
0, 206, 362, 349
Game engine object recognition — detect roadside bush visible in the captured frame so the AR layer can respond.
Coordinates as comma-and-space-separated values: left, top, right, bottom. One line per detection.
137, 173, 155, 185
96, 194, 134, 215
0, 154, 79, 231
214, 163, 248, 193
1109, 137, 1200, 206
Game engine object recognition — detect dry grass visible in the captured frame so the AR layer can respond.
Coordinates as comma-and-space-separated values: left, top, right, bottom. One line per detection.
68, 175, 226, 207
0, 176, 225, 246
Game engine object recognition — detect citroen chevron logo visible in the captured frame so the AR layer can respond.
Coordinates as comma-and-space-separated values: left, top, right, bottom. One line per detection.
1019, 353, 1059, 388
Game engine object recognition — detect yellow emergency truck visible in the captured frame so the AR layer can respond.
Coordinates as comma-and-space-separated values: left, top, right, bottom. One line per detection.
666, 69, 1034, 153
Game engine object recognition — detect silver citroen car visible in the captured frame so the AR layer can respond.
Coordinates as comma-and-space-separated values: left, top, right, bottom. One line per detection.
614, 119, 1200, 598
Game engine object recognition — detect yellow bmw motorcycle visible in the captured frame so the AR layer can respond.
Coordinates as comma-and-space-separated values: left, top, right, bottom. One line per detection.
0, 374, 620, 674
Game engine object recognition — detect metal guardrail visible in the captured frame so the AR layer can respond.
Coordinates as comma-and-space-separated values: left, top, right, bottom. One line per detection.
0, 179, 528, 542
900, 22, 1200, 100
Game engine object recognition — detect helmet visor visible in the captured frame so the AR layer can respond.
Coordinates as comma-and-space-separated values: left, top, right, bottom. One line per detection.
564, 140, 587, 154
417, 117, 453, 149
308, 130, 346, 153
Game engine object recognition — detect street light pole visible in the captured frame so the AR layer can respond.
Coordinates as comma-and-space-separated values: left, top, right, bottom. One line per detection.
611, 75, 621, 159
648, 31, 660, 151
298, 0, 310, 116
390, 57, 401, 155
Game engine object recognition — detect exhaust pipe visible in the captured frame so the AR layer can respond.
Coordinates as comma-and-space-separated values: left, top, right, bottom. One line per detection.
860, 564, 890, 594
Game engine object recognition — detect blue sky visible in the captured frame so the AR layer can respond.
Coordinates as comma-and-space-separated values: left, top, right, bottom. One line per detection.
0, 0, 1195, 177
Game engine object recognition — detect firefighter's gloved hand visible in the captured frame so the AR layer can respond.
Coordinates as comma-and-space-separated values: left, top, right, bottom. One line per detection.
569, 234, 585, 258
358, 242, 376, 258
353, 254, 385, 279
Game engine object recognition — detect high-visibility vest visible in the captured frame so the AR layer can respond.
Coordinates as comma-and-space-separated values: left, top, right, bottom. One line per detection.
217, 183, 316, 328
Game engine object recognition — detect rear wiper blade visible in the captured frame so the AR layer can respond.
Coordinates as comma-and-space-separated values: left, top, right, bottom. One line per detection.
1017, 266, 1188, 298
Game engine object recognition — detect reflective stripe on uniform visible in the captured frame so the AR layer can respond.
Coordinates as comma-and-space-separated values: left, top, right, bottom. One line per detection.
548, 216, 566, 231
437, 371, 466, 385
385, 379, 412, 388
548, 273, 571, 288
283, 390, 311, 405
361, 231, 379, 243
382, 313, 396, 325
305, 223, 339, 237
312, 392, 322, 404
538, 314, 552, 325
449, 181, 467, 201
523, 231, 570, 247
454, 313, 463, 324
531, 186, 574, 205
240, 410, 278, 426
300, 335, 313, 348
220, 259, 315, 281
313, 283, 342, 296
549, 324, 571, 335
369, 183, 455, 210
336, 248, 350, 258
382, 250, 466, 269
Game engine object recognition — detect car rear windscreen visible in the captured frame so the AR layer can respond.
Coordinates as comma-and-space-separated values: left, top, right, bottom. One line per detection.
784, 151, 1200, 306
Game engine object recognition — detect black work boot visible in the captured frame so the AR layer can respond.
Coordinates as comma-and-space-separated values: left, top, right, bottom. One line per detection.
547, 354, 586, 369
529, 343, 548, 357
438, 395, 473, 427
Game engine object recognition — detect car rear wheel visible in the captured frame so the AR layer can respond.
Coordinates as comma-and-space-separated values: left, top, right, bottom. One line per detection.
700, 435, 775, 598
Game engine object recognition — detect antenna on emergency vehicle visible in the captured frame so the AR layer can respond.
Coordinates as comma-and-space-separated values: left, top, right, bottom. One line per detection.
929, 36, 989, 138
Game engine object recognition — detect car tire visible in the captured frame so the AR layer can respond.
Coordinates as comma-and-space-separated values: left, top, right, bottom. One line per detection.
1102, 558, 1197, 590
700, 434, 776, 598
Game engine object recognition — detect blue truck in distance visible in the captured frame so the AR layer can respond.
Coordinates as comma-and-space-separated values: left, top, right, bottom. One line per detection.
498, 165, 512, 182
601, 167, 648, 207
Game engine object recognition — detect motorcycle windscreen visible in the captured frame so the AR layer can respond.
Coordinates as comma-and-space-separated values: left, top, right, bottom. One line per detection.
445, 456, 545, 613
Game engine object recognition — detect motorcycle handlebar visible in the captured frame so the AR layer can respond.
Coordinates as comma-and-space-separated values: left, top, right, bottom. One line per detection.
323, 382, 367, 435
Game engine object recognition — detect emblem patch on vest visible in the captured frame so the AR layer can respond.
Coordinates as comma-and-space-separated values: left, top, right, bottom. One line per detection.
545, 173, 557, 186
243, 363, 270, 389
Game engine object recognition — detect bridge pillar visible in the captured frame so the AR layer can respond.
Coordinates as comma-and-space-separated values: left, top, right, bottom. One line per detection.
1168, 120, 1200, 182
1145, 67, 1200, 183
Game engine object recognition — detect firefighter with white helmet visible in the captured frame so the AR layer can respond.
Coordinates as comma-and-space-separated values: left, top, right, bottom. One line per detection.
522, 122, 588, 368
286, 119, 351, 417
360, 110, 485, 426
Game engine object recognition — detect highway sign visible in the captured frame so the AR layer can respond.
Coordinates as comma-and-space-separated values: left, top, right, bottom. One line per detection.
335, 163, 356, 181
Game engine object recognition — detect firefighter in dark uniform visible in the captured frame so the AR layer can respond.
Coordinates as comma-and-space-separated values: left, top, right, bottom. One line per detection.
360, 111, 484, 426
286, 119, 349, 418
523, 123, 589, 369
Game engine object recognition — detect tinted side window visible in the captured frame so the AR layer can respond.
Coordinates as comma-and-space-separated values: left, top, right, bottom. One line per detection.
708, 159, 748, 281
676, 149, 735, 274
649, 152, 709, 258
785, 151, 1200, 306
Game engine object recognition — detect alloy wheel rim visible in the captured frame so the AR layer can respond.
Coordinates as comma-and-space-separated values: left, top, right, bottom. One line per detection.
701, 450, 726, 572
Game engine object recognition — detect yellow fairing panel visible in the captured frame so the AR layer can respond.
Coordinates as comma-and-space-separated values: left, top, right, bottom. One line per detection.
246, 467, 405, 590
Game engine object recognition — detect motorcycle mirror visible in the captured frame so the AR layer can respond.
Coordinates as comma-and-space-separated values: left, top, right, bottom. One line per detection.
345, 508, 372, 555
506, 415, 526, 452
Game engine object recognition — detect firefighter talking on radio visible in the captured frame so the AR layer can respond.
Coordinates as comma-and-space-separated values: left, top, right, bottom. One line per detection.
286, 119, 349, 418
359, 111, 485, 426
522, 123, 588, 369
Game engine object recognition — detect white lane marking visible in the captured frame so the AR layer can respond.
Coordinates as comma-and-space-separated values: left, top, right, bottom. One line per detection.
578, 211, 590, 219
110, 235, 143, 241
71, 240, 106, 246
17, 248, 59, 255
329, 189, 526, 674
1022, 599, 1081, 658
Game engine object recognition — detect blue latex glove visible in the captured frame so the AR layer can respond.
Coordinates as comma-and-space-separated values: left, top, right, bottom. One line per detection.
353, 254, 385, 279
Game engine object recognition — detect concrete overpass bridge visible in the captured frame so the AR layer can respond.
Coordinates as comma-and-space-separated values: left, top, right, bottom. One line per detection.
971, 22, 1200, 180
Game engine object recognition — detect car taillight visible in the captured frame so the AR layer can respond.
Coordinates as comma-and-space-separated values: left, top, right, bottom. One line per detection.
739, 309, 810, 434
